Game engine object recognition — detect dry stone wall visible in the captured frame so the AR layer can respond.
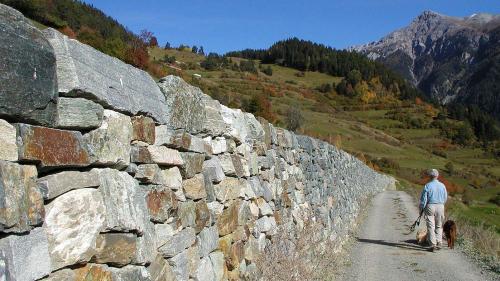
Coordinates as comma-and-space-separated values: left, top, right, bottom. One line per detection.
0, 4, 395, 281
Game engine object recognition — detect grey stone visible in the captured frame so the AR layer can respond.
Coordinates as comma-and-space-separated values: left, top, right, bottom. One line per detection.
0, 4, 57, 126
84, 109, 132, 169
38, 269, 75, 281
213, 177, 244, 203
37, 170, 100, 200
109, 265, 152, 281
154, 125, 174, 146
158, 76, 226, 135
169, 132, 210, 154
44, 188, 106, 270
158, 227, 196, 258
177, 201, 196, 228
209, 251, 225, 281
162, 166, 183, 190
0, 119, 17, 161
155, 223, 177, 247
256, 198, 273, 216
218, 153, 237, 176
0, 162, 43, 233
94, 169, 150, 234
43, 28, 169, 124
0, 227, 51, 281
206, 136, 227, 155
135, 164, 163, 184
197, 226, 219, 257
169, 249, 189, 281
179, 152, 205, 179
253, 216, 277, 235
231, 154, 250, 178
182, 174, 207, 200
202, 158, 225, 183
148, 254, 176, 281
91, 233, 137, 267
131, 145, 184, 166
55, 97, 103, 129
196, 256, 216, 281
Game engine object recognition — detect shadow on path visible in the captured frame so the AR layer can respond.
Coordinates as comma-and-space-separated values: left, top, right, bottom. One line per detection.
356, 238, 429, 252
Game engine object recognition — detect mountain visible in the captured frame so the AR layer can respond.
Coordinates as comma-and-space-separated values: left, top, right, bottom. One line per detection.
354, 11, 500, 119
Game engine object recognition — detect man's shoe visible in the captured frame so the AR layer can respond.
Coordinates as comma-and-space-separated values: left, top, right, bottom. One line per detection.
436, 244, 442, 250
428, 246, 436, 252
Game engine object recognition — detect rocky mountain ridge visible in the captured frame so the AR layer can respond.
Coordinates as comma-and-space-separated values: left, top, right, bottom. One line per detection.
353, 10, 500, 105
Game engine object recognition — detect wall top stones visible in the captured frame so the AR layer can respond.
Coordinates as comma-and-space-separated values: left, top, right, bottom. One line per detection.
42, 28, 170, 124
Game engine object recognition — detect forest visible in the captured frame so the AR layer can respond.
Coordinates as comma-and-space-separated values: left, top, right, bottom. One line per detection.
227, 38, 500, 145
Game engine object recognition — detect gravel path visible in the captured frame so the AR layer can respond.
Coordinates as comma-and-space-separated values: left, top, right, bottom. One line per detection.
340, 190, 497, 281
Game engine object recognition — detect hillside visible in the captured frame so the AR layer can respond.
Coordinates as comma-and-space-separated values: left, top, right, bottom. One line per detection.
354, 11, 500, 123
150, 47, 500, 236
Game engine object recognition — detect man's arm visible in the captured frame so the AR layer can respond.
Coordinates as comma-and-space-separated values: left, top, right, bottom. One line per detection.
419, 185, 428, 212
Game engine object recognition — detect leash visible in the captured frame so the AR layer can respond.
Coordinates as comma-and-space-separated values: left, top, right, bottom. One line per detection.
409, 203, 427, 233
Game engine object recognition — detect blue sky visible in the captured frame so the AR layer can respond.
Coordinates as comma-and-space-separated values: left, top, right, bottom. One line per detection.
82, 0, 499, 54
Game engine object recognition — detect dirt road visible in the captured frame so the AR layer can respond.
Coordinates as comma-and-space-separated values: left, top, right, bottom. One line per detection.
340, 190, 497, 281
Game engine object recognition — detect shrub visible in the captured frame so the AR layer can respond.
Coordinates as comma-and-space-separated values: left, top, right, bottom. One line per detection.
285, 107, 304, 132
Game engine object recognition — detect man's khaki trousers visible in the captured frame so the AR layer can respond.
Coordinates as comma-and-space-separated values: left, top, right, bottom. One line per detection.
425, 203, 445, 246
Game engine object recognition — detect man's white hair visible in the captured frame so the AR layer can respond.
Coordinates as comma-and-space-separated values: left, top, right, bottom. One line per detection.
428, 169, 439, 178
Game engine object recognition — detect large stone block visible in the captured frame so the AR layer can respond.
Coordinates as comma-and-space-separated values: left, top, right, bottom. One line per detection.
0, 119, 17, 161
55, 97, 103, 129
0, 4, 57, 126
197, 226, 219, 257
182, 174, 207, 200
143, 185, 177, 223
0, 161, 43, 233
17, 124, 91, 169
195, 256, 216, 281
94, 169, 150, 234
91, 233, 137, 267
217, 201, 240, 236
132, 115, 156, 145
0, 227, 51, 281
202, 158, 225, 183
213, 177, 244, 203
37, 170, 100, 200
131, 146, 184, 166
158, 227, 196, 258
179, 152, 205, 179
84, 110, 132, 169
43, 188, 106, 270
148, 254, 176, 281
43, 28, 169, 124
170, 132, 210, 154
194, 200, 211, 233
158, 76, 226, 135
209, 251, 225, 281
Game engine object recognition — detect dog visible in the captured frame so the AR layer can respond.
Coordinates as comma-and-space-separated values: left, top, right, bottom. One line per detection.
416, 228, 428, 245
443, 220, 457, 249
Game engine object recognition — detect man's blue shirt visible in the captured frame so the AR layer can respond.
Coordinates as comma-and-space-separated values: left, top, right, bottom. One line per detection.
419, 179, 448, 210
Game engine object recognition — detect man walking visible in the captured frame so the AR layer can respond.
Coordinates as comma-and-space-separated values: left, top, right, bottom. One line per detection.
419, 169, 448, 252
